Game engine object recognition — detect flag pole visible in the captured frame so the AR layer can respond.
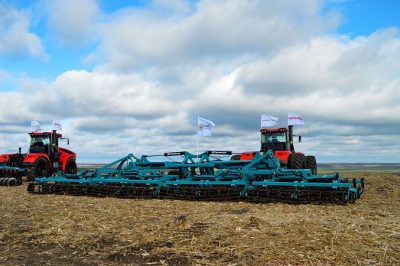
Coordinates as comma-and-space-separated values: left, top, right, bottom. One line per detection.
196, 116, 199, 162
196, 134, 199, 162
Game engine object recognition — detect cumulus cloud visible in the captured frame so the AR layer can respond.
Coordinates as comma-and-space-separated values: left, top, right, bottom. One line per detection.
0, 0, 399, 163
97, 0, 340, 71
237, 28, 400, 127
44, 0, 100, 46
0, 4, 46, 59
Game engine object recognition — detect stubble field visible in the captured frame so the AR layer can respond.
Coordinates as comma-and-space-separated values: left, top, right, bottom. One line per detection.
1, 172, 399, 265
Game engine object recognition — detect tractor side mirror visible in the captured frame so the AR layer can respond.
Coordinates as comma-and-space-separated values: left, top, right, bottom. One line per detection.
60, 137, 70, 145
298, 136, 302, 142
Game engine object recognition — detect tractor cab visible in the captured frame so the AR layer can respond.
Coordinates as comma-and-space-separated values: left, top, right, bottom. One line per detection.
261, 128, 291, 153
260, 125, 302, 153
29, 131, 61, 161
260, 125, 304, 166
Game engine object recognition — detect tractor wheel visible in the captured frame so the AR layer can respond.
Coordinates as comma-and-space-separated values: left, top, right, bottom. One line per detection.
30, 157, 50, 180
288, 154, 306, 169
230, 154, 241, 161
7, 178, 17, 186
65, 158, 78, 174
306, 155, 317, 175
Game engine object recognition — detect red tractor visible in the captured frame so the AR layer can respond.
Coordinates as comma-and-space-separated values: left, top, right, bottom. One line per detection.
234, 125, 317, 174
0, 130, 77, 180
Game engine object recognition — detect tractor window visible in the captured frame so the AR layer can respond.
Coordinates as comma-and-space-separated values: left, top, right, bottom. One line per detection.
262, 132, 286, 143
30, 136, 50, 147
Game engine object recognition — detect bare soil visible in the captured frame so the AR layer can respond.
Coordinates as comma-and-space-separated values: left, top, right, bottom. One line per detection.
1, 172, 399, 265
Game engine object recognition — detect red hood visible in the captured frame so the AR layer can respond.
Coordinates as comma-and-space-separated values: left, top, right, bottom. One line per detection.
0, 154, 12, 163
59, 147, 76, 156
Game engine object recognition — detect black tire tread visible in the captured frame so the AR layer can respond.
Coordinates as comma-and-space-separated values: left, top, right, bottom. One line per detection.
65, 158, 78, 174
288, 154, 306, 169
230, 155, 241, 161
32, 157, 50, 179
305, 155, 317, 175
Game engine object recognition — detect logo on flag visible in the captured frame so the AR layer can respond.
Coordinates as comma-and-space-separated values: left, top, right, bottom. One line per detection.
261, 114, 278, 128
197, 116, 215, 137
52, 119, 63, 131
31, 121, 42, 132
288, 112, 305, 125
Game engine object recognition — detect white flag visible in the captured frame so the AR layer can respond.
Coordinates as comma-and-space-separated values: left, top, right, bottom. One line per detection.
31, 121, 42, 132
288, 112, 305, 125
197, 116, 215, 137
52, 119, 63, 131
261, 114, 278, 128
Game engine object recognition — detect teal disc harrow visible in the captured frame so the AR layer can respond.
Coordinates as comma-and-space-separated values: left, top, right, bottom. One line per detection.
27, 151, 364, 204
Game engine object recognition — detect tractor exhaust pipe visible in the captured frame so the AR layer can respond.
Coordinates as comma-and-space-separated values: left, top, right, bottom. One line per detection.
52, 130, 57, 142
288, 125, 294, 152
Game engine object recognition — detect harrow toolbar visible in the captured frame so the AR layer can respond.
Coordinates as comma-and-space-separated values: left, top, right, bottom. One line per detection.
28, 150, 364, 204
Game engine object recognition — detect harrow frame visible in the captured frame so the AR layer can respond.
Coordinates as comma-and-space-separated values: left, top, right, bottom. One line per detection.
28, 151, 364, 204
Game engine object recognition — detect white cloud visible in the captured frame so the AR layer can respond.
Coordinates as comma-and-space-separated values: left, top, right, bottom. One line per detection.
44, 0, 100, 46
97, 0, 340, 71
0, 4, 46, 59
237, 28, 400, 125
0, 0, 399, 163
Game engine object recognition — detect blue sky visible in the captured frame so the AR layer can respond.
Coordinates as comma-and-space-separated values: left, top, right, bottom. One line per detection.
336, 0, 400, 36
0, 0, 399, 163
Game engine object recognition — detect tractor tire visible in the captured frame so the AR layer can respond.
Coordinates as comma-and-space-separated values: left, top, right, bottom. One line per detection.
305, 155, 317, 175
230, 155, 241, 161
65, 158, 78, 174
7, 177, 17, 186
287, 154, 306, 169
29, 157, 50, 180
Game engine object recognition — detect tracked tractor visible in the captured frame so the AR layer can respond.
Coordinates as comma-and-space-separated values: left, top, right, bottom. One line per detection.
233, 126, 317, 174
0, 130, 77, 185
